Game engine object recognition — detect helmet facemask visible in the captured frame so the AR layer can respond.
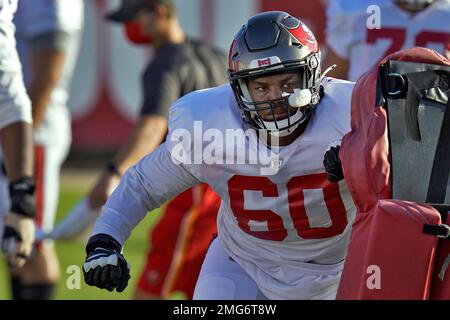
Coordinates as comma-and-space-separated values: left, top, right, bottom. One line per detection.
230, 54, 321, 137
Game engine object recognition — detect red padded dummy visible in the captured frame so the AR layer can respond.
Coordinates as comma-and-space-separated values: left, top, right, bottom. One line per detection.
430, 216, 450, 300
336, 48, 450, 300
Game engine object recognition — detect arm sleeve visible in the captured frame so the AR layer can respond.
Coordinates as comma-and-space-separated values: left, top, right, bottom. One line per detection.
91, 142, 200, 246
140, 64, 181, 118
325, 0, 353, 60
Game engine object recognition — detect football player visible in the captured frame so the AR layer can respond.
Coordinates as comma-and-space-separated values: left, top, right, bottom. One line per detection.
82, 11, 356, 300
0, 0, 36, 273
324, 0, 450, 81
0, 0, 84, 300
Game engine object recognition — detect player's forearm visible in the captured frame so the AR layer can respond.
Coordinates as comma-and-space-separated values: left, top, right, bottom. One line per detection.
112, 115, 168, 175
91, 168, 152, 245
29, 47, 66, 128
0, 122, 34, 181
92, 143, 200, 245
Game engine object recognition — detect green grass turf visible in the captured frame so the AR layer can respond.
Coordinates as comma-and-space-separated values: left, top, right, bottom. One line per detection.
0, 185, 169, 300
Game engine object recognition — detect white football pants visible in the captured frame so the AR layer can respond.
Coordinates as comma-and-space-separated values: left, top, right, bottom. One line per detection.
193, 236, 268, 300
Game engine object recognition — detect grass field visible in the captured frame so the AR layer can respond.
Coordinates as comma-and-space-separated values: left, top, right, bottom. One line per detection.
0, 169, 174, 300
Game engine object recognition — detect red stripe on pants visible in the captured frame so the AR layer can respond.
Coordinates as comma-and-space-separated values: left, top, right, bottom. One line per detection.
34, 145, 45, 228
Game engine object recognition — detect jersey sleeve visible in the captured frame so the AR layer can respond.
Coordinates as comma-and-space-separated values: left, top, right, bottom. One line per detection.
92, 86, 222, 246
0, 26, 32, 129
0, 71, 32, 129
325, 0, 354, 60
91, 142, 201, 246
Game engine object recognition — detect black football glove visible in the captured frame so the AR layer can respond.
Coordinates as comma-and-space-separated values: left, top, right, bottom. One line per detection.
323, 140, 344, 183
2, 177, 36, 269
83, 233, 130, 292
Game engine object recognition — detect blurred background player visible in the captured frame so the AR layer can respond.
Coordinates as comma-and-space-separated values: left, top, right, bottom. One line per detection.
0, 0, 36, 274
324, 0, 450, 80
86, 0, 227, 299
1, 0, 85, 300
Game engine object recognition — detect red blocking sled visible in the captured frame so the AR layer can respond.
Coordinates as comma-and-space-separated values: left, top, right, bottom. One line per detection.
336, 48, 450, 299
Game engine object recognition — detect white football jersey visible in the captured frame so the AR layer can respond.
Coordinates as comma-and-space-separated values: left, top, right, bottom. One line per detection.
0, 0, 19, 72
93, 79, 356, 299
0, 0, 32, 130
0, 0, 18, 29
326, 0, 450, 81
